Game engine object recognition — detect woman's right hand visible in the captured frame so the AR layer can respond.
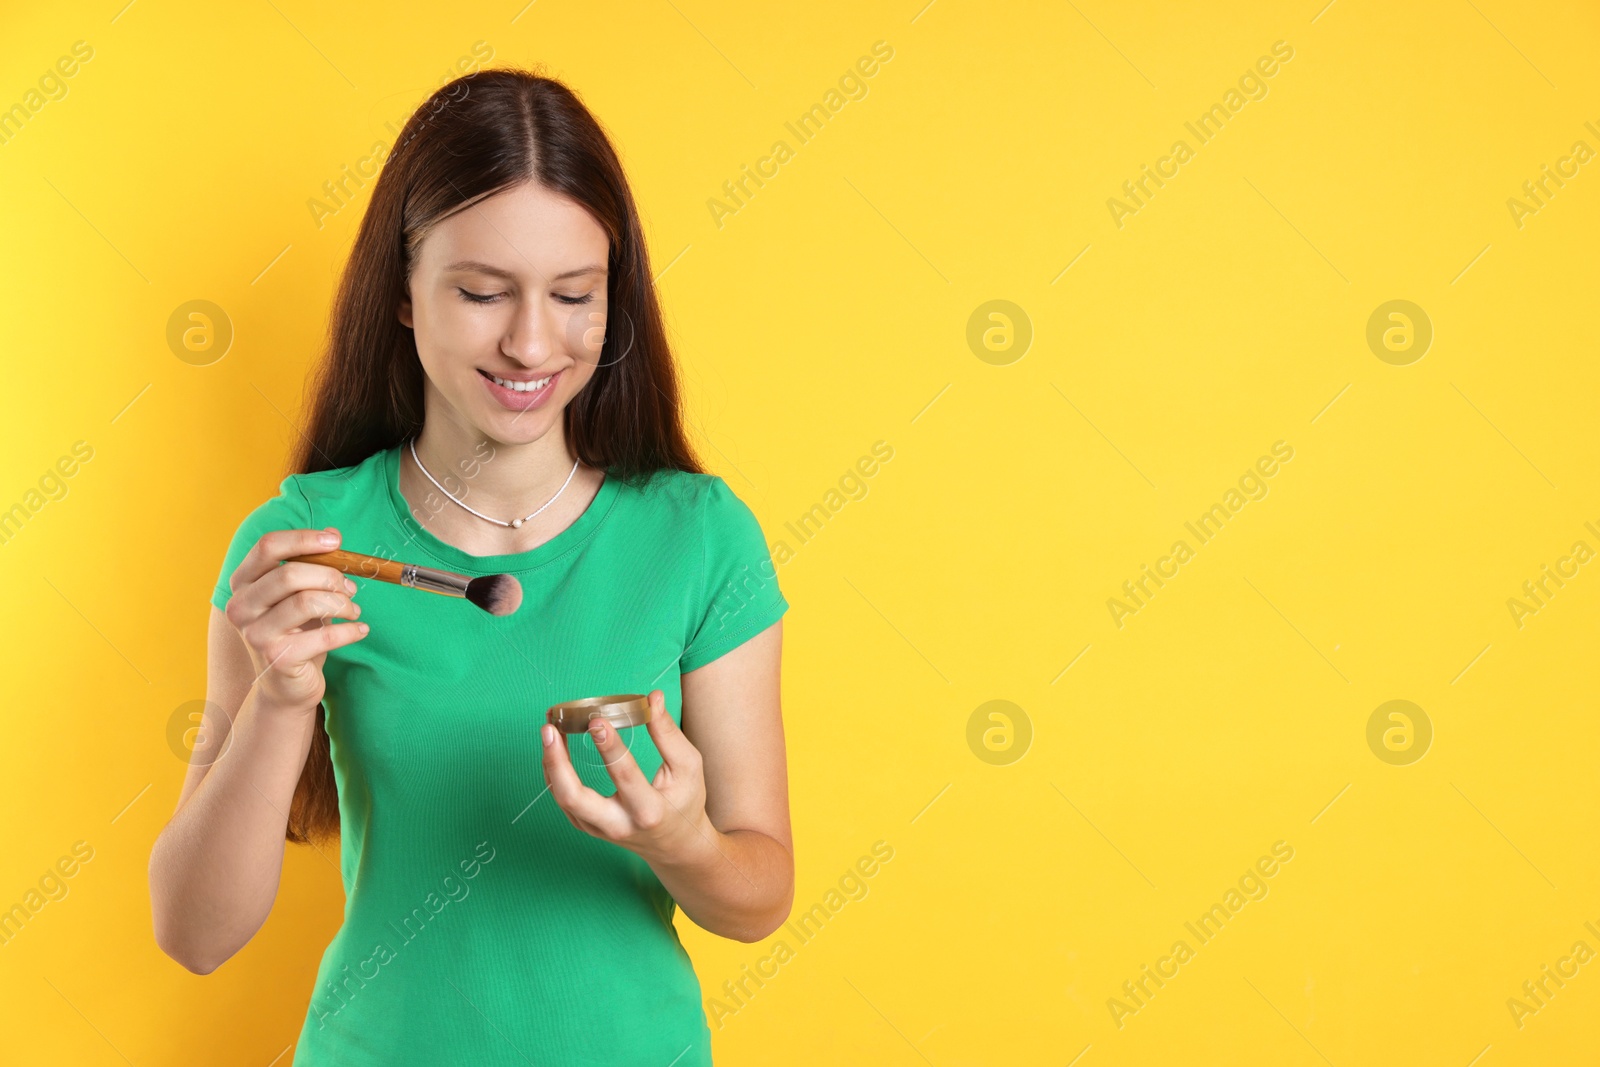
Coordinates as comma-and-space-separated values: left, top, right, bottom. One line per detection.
222, 527, 369, 714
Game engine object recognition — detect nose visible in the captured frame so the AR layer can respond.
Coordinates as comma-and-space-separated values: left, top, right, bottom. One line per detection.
501, 297, 558, 367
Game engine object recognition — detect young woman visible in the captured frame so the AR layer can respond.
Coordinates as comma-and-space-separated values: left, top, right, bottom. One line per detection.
148, 68, 793, 1066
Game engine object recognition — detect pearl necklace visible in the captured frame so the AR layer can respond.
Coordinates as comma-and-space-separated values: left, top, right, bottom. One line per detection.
408, 437, 579, 529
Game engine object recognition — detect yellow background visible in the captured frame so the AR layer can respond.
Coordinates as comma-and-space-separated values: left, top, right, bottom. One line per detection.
2, 1, 1598, 1063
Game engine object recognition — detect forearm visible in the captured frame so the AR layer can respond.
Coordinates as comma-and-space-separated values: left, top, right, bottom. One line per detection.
148, 689, 315, 972
644, 816, 794, 943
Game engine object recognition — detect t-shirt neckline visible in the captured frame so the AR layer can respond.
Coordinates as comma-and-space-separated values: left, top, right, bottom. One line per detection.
381, 443, 620, 573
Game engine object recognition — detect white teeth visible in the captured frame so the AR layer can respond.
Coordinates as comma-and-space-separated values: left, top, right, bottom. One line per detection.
489, 373, 552, 392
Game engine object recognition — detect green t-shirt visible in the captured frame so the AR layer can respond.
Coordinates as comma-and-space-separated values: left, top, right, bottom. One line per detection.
209, 443, 788, 1066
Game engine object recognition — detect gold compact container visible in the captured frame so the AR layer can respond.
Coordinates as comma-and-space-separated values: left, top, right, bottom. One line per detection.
546, 693, 651, 734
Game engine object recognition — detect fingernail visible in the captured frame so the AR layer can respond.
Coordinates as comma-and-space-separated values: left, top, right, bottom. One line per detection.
542, 724, 554, 748
592, 723, 608, 744
320, 531, 338, 545
358, 623, 369, 634
344, 578, 357, 594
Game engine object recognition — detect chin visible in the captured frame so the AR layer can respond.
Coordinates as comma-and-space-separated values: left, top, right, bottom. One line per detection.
499, 405, 568, 438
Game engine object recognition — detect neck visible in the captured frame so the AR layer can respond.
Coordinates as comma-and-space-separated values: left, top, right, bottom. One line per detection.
410, 419, 583, 521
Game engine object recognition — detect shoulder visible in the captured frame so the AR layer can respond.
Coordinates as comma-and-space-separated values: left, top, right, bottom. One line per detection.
284, 448, 391, 522
224, 449, 387, 537
614, 469, 759, 526
211, 450, 388, 611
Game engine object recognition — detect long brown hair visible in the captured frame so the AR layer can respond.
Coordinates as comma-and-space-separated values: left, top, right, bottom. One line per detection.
282, 66, 704, 845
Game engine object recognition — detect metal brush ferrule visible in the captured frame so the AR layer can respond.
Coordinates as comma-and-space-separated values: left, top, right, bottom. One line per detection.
400, 563, 471, 598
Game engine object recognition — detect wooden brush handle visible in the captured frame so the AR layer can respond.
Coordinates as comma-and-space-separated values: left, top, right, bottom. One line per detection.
289, 548, 407, 584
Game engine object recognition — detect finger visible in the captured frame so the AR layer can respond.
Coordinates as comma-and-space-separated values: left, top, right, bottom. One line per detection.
231, 528, 343, 597
564, 811, 607, 838
587, 718, 661, 825
231, 561, 358, 627
540, 724, 626, 836
260, 560, 360, 606
281, 620, 370, 659
255, 586, 362, 637
643, 690, 701, 775
249, 618, 368, 679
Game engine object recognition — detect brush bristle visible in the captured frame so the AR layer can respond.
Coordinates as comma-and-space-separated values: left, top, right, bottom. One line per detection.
465, 573, 523, 616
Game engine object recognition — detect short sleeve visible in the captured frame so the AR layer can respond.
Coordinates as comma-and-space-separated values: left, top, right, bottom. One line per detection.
210, 476, 314, 613
679, 477, 788, 673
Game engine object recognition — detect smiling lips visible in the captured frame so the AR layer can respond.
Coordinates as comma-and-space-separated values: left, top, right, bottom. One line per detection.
482, 369, 553, 391
478, 368, 561, 411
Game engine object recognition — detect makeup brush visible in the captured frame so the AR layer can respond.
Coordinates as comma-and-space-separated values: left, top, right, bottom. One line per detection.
288, 548, 523, 616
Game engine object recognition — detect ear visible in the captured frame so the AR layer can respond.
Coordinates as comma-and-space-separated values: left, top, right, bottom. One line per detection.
398, 295, 413, 329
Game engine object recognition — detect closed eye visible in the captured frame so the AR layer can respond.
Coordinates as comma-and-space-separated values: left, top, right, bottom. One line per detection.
457, 288, 594, 306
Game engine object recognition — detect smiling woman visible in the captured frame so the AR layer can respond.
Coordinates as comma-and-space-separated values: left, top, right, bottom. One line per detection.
149, 67, 792, 1067
397, 180, 613, 435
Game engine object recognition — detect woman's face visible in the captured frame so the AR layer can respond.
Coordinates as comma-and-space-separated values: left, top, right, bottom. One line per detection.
399, 180, 611, 444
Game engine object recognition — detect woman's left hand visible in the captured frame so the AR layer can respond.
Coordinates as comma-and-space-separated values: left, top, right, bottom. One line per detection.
541, 689, 716, 864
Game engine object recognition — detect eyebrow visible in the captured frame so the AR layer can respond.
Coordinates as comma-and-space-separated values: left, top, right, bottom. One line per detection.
442, 259, 606, 282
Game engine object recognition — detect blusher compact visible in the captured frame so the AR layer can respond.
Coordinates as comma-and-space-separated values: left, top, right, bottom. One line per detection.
546, 694, 652, 785
546, 693, 651, 734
